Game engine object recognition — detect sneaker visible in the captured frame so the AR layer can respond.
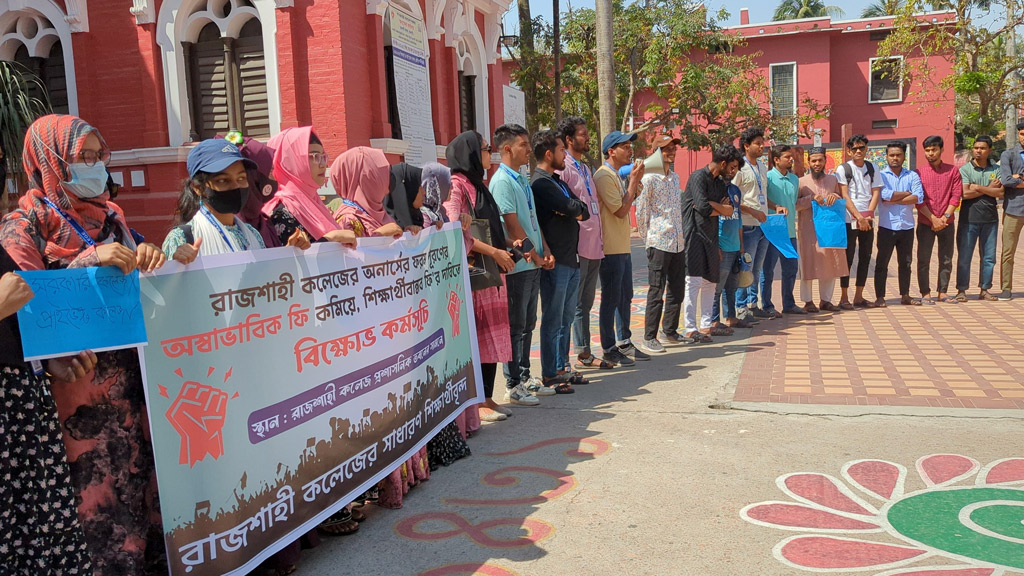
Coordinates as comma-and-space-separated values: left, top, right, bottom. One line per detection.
524, 376, 556, 396
998, 290, 1013, 301
603, 348, 635, 366
749, 306, 770, 319
641, 338, 666, 353
659, 331, 687, 345
618, 342, 651, 361
504, 384, 540, 406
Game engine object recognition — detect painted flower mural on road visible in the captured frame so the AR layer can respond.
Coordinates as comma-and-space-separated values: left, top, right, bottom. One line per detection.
741, 454, 1024, 575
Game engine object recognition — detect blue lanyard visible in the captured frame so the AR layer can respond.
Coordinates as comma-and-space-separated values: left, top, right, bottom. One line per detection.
568, 154, 594, 198
42, 197, 96, 247
342, 198, 370, 216
199, 205, 245, 252
751, 162, 763, 192
556, 179, 571, 199
499, 164, 532, 210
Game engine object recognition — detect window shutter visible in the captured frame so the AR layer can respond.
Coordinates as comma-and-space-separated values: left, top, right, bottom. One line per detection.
190, 23, 230, 140
459, 72, 476, 133
234, 19, 269, 138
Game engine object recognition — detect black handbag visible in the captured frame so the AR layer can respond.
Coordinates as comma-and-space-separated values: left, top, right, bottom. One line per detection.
465, 188, 504, 291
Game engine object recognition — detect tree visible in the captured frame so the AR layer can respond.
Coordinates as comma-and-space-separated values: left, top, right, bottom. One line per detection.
875, 0, 1024, 146
861, 0, 905, 17
771, 0, 845, 21
511, 0, 831, 163
595, 0, 617, 139
517, 0, 540, 134
0, 60, 51, 202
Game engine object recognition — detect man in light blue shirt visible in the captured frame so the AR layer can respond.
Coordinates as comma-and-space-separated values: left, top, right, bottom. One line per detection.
763, 145, 801, 315
874, 141, 924, 306
490, 123, 555, 406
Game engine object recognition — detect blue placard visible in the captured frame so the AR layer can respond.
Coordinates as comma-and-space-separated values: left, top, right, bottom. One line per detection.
762, 214, 799, 259
15, 267, 146, 361
812, 199, 849, 249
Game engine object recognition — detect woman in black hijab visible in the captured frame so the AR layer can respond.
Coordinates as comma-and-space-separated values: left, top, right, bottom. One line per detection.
385, 163, 425, 231
441, 131, 515, 423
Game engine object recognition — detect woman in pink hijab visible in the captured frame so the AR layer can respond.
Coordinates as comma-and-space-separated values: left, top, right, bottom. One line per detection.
329, 147, 403, 237
262, 126, 356, 247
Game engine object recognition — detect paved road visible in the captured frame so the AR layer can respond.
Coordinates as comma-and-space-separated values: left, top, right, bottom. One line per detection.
298, 239, 1024, 576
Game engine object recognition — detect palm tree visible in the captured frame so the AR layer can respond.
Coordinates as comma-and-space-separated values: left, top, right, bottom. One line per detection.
771, 0, 845, 21
0, 60, 51, 201
861, 0, 904, 17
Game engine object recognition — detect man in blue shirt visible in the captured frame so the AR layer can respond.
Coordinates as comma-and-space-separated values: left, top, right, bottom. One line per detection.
763, 145, 801, 315
875, 141, 924, 306
490, 123, 555, 406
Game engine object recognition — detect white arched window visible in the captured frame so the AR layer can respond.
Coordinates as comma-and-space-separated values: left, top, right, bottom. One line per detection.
455, 32, 489, 138
0, 1, 78, 115
158, 0, 281, 145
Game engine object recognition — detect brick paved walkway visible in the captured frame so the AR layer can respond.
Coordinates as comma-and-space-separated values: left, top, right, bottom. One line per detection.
733, 225, 1024, 410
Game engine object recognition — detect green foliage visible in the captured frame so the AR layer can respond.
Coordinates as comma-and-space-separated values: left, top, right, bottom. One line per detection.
876, 0, 1024, 147
771, 0, 845, 21
0, 60, 51, 179
861, 0, 905, 17
510, 0, 831, 161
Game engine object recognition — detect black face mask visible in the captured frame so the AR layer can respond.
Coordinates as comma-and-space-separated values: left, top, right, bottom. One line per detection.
205, 187, 249, 215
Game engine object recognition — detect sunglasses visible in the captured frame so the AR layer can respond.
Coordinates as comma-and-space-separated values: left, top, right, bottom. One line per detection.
850, 145, 867, 152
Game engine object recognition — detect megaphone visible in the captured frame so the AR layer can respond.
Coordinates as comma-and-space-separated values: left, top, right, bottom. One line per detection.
618, 150, 666, 179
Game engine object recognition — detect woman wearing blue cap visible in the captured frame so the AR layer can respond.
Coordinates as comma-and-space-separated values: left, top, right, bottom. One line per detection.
163, 139, 312, 263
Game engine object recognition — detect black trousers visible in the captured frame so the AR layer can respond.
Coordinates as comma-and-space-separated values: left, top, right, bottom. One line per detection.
841, 227, 875, 288
875, 228, 914, 299
916, 223, 955, 295
481, 362, 497, 399
644, 248, 686, 340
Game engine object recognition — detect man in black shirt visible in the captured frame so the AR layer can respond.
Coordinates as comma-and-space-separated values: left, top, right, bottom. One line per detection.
682, 144, 741, 344
532, 130, 590, 393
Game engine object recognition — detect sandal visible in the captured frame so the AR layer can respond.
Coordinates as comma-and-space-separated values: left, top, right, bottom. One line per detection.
350, 505, 367, 522
319, 510, 360, 536
545, 381, 575, 394
576, 354, 614, 370
685, 331, 713, 344
955, 291, 969, 302
559, 370, 589, 385
803, 303, 820, 313
942, 296, 959, 304
705, 325, 733, 336
874, 298, 888, 308
900, 297, 922, 306
819, 302, 841, 312
979, 291, 997, 301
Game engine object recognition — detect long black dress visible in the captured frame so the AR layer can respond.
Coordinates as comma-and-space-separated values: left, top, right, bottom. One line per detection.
0, 248, 92, 575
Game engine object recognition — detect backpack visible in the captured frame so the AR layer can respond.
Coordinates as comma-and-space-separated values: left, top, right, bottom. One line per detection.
841, 161, 874, 185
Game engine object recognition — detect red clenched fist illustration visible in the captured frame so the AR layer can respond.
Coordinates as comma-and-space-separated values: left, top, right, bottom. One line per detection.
166, 380, 229, 467
447, 291, 462, 336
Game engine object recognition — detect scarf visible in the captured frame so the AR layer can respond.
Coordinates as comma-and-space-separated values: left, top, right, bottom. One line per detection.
420, 162, 451, 224
191, 205, 263, 255
0, 114, 134, 270
446, 131, 505, 249
236, 136, 281, 247
386, 163, 425, 229
329, 147, 393, 233
261, 126, 338, 240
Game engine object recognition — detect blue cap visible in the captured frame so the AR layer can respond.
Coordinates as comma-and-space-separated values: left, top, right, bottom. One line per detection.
187, 138, 257, 178
601, 131, 637, 156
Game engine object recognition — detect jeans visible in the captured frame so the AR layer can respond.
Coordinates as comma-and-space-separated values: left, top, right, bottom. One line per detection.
736, 226, 769, 309
503, 269, 541, 388
572, 256, 601, 356
762, 238, 799, 312
917, 223, 955, 295
599, 253, 633, 353
841, 226, 874, 288
875, 228, 914, 299
540, 264, 580, 379
1001, 212, 1024, 292
644, 248, 685, 340
956, 220, 998, 291
712, 250, 739, 323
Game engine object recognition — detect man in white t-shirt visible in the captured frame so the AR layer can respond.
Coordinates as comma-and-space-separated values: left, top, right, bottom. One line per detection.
834, 134, 882, 309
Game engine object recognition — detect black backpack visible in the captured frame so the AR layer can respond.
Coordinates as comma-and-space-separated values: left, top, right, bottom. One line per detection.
841, 161, 874, 185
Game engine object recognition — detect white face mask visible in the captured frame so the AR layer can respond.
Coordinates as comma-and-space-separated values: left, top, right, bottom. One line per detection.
62, 161, 108, 199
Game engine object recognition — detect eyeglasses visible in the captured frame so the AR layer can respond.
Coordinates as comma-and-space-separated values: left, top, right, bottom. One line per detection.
482, 146, 492, 152
76, 149, 110, 167
850, 145, 867, 152
308, 152, 329, 166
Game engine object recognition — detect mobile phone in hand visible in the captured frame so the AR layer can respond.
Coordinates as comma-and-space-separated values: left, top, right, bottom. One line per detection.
520, 237, 535, 254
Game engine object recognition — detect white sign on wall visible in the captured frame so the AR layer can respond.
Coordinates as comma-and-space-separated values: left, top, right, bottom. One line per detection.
503, 85, 526, 128
389, 7, 437, 167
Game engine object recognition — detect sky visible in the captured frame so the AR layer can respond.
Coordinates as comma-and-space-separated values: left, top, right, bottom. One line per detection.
503, 0, 884, 32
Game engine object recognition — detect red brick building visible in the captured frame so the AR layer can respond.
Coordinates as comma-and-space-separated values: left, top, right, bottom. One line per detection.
1, 0, 512, 242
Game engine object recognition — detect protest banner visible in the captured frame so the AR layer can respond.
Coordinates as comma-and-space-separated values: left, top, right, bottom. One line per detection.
139, 224, 481, 576
812, 198, 849, 249
762, 214, 799, 259
16, 267, 146, 360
